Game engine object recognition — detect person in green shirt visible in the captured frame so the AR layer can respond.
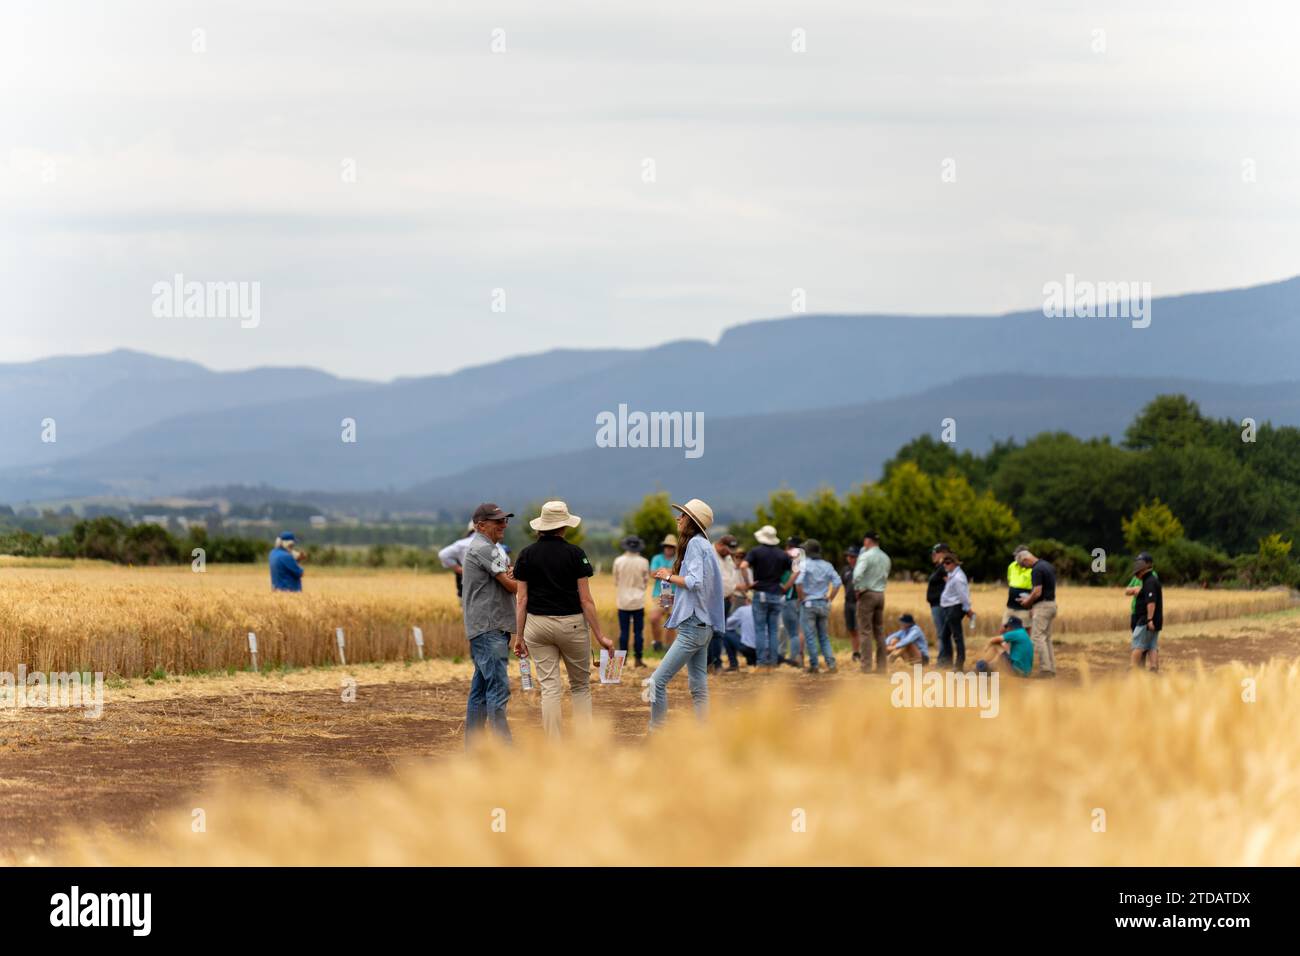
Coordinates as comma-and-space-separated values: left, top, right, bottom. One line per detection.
976, 617, 1034, 677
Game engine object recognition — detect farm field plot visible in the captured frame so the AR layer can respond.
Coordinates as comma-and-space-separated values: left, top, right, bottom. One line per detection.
1, 559, 1291, 678
2, 599, 1298, 864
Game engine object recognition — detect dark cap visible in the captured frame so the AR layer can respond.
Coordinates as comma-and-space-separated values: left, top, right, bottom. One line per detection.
1134, 551, 1154, 566
621, 535, 644, 552
845, 545, 861, 557
1003, 615, 1024, 630
472, 502, 514, 522
785, 535, 802, 548
931, 542, 948, 553
863, 530, 880, 542
719, 534, 739, 549
899, 613, 916, 625
803, 538, 822, 557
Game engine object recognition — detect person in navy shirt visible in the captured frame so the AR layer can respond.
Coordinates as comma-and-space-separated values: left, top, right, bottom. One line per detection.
269, 531, 306, 592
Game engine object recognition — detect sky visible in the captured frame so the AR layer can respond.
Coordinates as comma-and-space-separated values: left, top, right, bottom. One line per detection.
3, 0, 1299, 382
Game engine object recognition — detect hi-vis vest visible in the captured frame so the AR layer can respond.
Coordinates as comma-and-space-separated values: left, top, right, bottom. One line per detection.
1007, 562, 1033, 590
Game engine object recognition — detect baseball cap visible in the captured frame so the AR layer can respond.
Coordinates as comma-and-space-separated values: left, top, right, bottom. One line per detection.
471, 502, 514, 522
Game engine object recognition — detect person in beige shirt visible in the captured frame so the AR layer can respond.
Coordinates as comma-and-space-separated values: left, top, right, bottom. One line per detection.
612, 535, 651, 667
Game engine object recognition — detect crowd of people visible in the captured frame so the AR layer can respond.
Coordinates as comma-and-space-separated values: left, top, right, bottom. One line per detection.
268, 497, 1166, 745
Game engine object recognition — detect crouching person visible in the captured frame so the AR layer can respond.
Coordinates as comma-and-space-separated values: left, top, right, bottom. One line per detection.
884, 613, 930, 667
975, 616, 1034, 678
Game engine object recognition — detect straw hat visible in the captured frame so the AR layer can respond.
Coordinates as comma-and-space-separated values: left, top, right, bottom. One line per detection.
673, 498, 715, 533
661, 534, 679, 549
529, 500, 582, 531
754, 524, 779, 546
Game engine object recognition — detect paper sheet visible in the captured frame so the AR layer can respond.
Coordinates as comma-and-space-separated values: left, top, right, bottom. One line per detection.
599, 649, 627, 684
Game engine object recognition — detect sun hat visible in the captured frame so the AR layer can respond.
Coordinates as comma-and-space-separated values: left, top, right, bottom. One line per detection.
803, 538, 822, 557
662, 534, 678, 549
672, 498, 715, 533
529, 500, 581, 531
621, 535, 644, 552
754, 524, 779, 546
899, 613, 916, 625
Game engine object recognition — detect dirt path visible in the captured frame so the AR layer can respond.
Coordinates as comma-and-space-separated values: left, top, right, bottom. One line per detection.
2, 619, 1298, 860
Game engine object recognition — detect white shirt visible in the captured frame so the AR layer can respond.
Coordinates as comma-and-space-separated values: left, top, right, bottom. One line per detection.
438, 534, 474, 570
726, 605, 756, 649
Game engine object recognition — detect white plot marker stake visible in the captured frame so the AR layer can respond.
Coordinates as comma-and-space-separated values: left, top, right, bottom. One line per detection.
248, 631, 259, 672
412, 626, 425, 661
335, 628, 347, 666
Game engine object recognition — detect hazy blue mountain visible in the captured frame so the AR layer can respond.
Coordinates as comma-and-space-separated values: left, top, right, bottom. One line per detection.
397, 376, 1300, 520
1, 276, 1297, 504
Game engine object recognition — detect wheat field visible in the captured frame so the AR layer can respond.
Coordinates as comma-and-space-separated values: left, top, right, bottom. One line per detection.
0, 557, 1290, 678
58, 659, 1300, 866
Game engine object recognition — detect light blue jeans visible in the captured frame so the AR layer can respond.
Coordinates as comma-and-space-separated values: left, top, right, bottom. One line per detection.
801, 599, 835, 668
752, 591, 785, 666
780, 596, 804, 661
650, 614, 711, 729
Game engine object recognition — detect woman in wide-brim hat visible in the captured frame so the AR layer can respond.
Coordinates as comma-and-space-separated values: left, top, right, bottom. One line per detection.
646, 498, 726, 729
512, 500, 614, 740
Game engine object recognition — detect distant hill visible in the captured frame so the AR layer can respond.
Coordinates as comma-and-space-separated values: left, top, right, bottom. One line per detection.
2, 276, 1298, 504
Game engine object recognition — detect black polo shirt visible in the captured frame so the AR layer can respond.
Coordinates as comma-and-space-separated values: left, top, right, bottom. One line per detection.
744, 545, 792, 595
926, 566, 947, 607
1132, 571, 1163, 631
512, 535, 593, 616
1031, 559, 1057, 603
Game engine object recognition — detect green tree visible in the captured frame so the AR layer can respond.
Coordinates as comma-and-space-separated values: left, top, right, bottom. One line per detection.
1121, 500, 1185, 553
621, 492, 675, 555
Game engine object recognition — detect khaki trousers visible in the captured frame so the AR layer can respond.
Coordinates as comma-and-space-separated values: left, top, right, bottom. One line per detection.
856, 590, 886, 671
1001, 606, 1033, 630
1029, 600, 1057, 674
523, 613, 592, 739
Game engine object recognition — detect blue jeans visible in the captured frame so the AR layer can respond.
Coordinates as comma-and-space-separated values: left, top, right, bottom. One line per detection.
780, 596, 803, 660
650, 615, 711, 728
466, 630, 512, 747
801, 600, 835, 668
618, 609, 645, 658
752, 591, 785, 666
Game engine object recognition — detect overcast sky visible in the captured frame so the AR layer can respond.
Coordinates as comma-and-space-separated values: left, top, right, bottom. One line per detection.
3, 0, 1298, 381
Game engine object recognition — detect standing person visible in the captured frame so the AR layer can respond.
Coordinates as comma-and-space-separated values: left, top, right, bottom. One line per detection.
1129, 552, 1163, 672
841, 546, 860, 658
648, 535, 678, 652
709, 535, 742, 673
779, 536, 807, 667
438, 521, 476, 598
937, 552, 973, 669
612, 535, 651, 668
512, 501, 614, 740
648, 499, 725, 729
269, 531, 306, 592
460, 504, 519, 748
1004, 545, 1035, 632
1015, 546, 1058, 678
744, 524, 791, 670
926, 543, 949, 650
795, 539, 840, 673
852, 531, 891, 673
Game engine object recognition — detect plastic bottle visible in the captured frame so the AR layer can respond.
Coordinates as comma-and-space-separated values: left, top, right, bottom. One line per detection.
519, 657, 534, 691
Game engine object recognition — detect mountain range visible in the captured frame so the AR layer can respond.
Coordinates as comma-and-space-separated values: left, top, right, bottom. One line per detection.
3, 275, 1298, 518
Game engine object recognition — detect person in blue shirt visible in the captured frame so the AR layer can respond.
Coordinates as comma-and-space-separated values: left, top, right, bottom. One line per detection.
884, 613, 930, 666
794, 539, 841, 673
976, 616, 1034, 677
647, 499, 724, 730
268, 531, 306, 592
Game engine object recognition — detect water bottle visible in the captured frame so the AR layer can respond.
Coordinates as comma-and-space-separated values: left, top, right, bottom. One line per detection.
519, 657, 534, 691
968, 612, 977, 634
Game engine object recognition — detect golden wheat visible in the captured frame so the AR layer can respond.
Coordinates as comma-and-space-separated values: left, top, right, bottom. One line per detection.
57, 659, 1300, 866
0, 559, 1289, 678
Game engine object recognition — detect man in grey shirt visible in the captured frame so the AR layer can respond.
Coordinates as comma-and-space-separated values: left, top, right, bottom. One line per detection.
461, 502, 518, 747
